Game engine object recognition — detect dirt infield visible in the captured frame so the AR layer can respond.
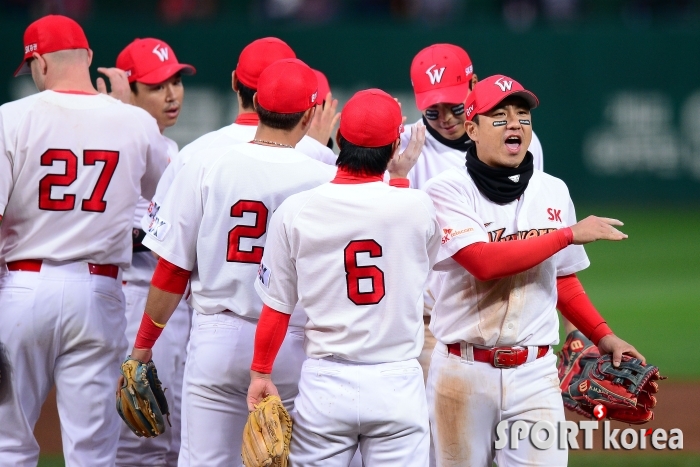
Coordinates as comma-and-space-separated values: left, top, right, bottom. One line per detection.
34, 382, 699, 455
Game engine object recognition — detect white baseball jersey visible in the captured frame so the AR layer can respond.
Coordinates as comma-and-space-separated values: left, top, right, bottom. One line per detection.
255, 181, 442, 363
142, 142, 334, 326
142, 119, 336, 232
123, 136, 178, 284
400, 119, 544, 190
424, 167, 589, 347
0, 91, 168, 268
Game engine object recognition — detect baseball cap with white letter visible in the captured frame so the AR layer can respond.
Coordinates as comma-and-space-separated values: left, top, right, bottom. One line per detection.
464, 74, 539, 121
410, 44, 470, 110
116, 38, 196, 85
14, 15, 89, 77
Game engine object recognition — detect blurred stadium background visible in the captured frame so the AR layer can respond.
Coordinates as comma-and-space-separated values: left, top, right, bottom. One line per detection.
1, 0, 698, 466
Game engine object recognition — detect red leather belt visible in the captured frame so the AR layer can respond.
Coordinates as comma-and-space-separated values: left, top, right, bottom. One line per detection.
447, 343, 549, 368
7, 259, 119, 279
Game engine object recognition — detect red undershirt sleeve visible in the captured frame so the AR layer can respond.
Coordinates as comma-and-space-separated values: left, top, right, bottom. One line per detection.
556, 274, 613, 345
151, 257, 191, 294
452, 227, 574, 282
251, 304, 291, 374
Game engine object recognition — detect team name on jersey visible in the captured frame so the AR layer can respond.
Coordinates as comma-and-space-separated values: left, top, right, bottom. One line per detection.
488, 227, 559, 243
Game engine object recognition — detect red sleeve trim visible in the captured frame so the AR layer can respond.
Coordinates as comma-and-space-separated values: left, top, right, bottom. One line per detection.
151, 257, 191, 294
556, 274, 613, 345
251, 305, 291, 374
134, 313, 165, 350
389, 178, 410, 188
452, 227, 573, 281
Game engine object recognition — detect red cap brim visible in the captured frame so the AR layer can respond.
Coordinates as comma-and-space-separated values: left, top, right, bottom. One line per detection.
14, 60, 31, 77
135, 63, 196, 85
414, 82, 470, 110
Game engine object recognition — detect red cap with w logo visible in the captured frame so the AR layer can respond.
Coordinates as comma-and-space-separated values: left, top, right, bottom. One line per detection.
410, 44, 470, 110
117, 38, 196, 85
464, 75, 539, 121
14, 15, 89, 77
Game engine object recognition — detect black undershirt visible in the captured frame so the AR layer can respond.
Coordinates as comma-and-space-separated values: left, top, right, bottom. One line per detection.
422, 116, 473, 152
465, 144, 534, 204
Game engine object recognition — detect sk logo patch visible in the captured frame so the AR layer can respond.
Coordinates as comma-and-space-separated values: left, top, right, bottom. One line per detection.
508, 174, 520, 183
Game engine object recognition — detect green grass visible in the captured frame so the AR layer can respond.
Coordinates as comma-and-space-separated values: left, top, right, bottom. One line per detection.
38, 455, 63, 467
557, 205, 700, 379
568, 453, 700, 467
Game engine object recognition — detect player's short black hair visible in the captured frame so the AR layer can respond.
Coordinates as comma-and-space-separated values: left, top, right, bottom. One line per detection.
130, 81, 138, 95
238, 82, 256, 109
336, 134, 394, 176
256, 105, 305, 131
472, 114, 479, 124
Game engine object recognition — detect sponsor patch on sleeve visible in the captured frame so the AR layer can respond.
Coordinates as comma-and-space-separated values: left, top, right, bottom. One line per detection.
146, 215, 170, 241
257, 262, 271, 288
441, 227, 474, 245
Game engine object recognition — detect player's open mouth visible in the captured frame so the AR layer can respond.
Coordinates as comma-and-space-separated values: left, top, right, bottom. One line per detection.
165, 108, 180, 118
505, 136, 521, 154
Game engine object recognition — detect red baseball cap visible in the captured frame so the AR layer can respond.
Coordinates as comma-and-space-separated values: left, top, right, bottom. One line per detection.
339, 89, 403, 148
116, 38, 195, 85
312, 69, 330, 105
464, 75, 539, 121
437, 44, 474, 82
15, 15, 89, 77
257, 59, 317, 114
410, 44, 470, 110
235, 37, 296, 90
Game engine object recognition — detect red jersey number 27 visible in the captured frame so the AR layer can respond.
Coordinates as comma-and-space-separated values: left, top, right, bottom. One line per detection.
344, 239, 386, 305
227, 200, 269, 264
38, 149, 119, 212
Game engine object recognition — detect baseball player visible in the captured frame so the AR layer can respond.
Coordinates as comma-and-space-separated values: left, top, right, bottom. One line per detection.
156, 37, 338, 188
124, 58, 334, 467
97, 38, 196, 467
308, 68, 340, 153
247, 88, 440, 467
423, 74, 644, 466
0, 15, 168, 467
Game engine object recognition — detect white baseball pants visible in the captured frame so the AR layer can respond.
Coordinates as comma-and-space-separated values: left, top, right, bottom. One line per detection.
0, 261, 127, 467
427, 342, 567, 467
115, 281, 191, 467
178, 311, 306, 467
289, 357, 429, 467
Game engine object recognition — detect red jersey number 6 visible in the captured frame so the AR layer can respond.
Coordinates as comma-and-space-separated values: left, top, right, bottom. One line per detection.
344, 239, 386, 306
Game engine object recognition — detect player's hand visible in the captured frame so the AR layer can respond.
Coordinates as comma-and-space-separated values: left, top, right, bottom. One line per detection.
597, 334, 645, 368
247, 371, 280, 412
306, 92, 340, 146
387, 122, 425, 179
96, 67, 132, 104
130, 347, 153, 363
570, 216, 628, 244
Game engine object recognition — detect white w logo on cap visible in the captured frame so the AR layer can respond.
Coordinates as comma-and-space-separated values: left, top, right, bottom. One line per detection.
494, 77, 513, 92
152, 44, 169, 62
425, 65, 446, 85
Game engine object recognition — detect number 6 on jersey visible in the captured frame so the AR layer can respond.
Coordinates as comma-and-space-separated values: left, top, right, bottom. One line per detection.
344, 239, 385, 305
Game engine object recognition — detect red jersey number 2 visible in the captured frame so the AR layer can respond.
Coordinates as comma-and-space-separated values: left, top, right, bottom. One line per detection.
38, 149, 119, 212
344, 239, 386, 305
227, 200, 269, 264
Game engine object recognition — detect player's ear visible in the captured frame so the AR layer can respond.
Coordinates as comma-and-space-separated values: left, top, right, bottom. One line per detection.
86, 48, 94, 67
232, 71, 239, 92
465, 119, 478, 142
299, 106, 316, 132
335, 128, 343, 150
390, 138, 401, 158
32, 52, 48, 75
252, 92, 258, 110
470, 74, 478, 91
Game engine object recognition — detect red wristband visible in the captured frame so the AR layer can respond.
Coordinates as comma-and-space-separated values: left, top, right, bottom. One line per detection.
134, 313, 165, 350
151, 257, 191, 294
389, 178, 410, 188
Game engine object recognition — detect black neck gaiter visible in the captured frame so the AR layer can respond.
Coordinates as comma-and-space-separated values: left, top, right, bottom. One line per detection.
465, 144, 534, 204
423, 116, 473, 152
